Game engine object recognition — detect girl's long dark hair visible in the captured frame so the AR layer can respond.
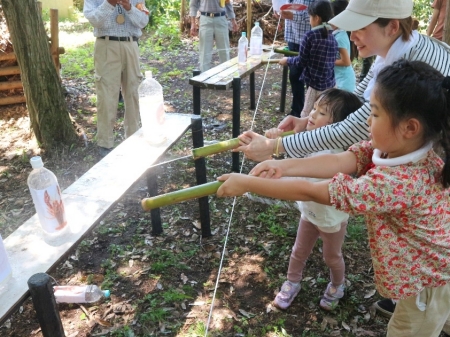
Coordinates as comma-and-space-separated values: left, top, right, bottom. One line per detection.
375, 59, 450, 187
308, 0, 333, 38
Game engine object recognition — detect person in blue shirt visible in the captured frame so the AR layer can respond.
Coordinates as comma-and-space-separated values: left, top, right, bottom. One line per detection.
279, 0, 337, 118
277, 0, 317, 117
331, 0, 355, 92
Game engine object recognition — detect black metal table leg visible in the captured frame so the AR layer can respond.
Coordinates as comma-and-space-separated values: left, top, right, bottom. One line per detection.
232, 77, 241, 172
280, 65, 288, 113
193, 69, 201, 115
250, 72, 256, 110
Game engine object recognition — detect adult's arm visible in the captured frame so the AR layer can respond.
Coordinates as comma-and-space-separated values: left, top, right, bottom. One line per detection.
427, 7, 440, 37
84, 0, 117, 27
189, 0, 200, 37
282, 102, 370, 158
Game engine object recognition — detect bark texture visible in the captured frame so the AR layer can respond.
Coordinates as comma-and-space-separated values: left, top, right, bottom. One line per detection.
1, 0, 77, 148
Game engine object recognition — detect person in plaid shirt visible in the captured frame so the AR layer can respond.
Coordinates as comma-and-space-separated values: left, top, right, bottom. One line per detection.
279, 0, 337, 118
278, 0, 317, 117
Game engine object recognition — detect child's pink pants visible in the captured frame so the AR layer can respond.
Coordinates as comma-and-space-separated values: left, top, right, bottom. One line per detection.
287, 218, 347, 286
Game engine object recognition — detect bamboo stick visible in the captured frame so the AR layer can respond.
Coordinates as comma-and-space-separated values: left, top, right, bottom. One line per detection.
274, 48, 299, 56
141, 181, 223, 211
192, 130, 295, 159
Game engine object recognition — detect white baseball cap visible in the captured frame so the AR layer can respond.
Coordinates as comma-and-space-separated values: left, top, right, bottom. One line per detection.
329, 0, 413, 31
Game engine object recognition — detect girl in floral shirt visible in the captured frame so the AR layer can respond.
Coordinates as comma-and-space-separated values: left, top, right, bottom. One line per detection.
216, 59, 450, 336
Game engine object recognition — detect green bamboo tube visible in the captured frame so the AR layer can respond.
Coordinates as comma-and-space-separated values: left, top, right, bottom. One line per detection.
141, 181, 223, 211
192, 130, 295, 160
274, 48, 299, 56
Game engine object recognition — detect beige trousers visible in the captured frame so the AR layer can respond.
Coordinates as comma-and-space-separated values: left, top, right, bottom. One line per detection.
387, 283, 450, 337
198, 15, 230, 72
94, 38, 142, 149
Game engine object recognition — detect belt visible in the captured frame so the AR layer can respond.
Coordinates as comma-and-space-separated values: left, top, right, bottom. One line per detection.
200, 11, 226, 17
99, 36, 138, 42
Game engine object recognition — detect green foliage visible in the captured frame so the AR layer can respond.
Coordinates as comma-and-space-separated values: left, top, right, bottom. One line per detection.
60, 43, 95, 79
256, 205, 289, 237
413, 0, 433, 31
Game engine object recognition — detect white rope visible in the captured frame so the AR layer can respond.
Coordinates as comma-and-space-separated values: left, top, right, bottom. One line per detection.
204, 15, 283, 336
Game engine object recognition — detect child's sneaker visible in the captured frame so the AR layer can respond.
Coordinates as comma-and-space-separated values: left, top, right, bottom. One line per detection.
319, 282, 345, 311
273, 281, 301, 310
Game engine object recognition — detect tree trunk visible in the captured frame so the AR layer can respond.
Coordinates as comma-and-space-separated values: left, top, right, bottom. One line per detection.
444, 0, 450, 44
1, 0, 77, 149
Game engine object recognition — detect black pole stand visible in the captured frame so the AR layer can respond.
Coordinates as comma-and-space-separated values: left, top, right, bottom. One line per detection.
27, 273, 65, 337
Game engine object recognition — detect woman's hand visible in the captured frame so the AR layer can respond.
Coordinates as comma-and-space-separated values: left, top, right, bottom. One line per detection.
278, 115, 308, 133
265, 128, 283, 139
216, 173, 248, 197
280, 10, 293, 20
233, 131, 275, 162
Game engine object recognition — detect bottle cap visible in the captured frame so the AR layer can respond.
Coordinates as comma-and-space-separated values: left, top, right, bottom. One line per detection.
241, 32, 246, 37
255, 22, 260, 26
102, 290, 111, 298
144, 70, 152, 79
30, 156, 44, 169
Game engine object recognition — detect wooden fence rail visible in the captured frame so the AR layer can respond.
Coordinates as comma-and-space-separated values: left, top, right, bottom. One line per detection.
0, 5, 64, 106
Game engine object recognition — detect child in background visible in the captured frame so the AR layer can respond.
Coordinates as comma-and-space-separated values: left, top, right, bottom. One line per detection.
267, 88, 363, 310
279, 0, 337, 118
217, 60, 450, 336
331, 0, 355, 92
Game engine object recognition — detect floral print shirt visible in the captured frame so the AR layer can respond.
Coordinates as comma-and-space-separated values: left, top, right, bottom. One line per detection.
328, 141, 450, 300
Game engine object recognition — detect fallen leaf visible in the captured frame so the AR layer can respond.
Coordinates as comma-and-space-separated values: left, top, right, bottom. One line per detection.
364, 289, 376, 298
180, 273, 188, 284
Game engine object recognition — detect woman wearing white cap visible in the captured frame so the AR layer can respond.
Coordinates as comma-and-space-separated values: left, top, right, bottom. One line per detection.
234, 0, 450, 334
236, 0, 450, 162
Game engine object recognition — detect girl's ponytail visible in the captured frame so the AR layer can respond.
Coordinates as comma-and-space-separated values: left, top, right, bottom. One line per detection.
439, 77, 450, 187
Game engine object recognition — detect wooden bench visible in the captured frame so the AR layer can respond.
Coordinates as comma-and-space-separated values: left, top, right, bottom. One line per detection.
189, 52, 274, 172
0, 113, 210, 327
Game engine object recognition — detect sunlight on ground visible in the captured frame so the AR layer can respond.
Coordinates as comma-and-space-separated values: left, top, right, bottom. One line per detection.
59, 30, 95, 49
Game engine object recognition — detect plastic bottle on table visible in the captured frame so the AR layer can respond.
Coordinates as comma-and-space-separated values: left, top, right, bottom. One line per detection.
138, 71, 166, 144
27, 156, 67, 234
250, 22, 263, 58
238, 32, 248, 65
53, 285, 110, 303
272, 0, 287, 14
0, 234, 12, 293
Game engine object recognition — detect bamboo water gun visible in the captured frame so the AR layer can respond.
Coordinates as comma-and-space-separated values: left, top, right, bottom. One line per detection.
142, 131, 296, 211
192, 130, 294, 159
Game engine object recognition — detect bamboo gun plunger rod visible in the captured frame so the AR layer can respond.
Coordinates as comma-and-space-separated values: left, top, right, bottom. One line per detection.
191, 130, 295, 160
141, 181, 224, 211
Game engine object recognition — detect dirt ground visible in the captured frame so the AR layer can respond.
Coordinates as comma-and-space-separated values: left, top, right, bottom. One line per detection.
2, 26, 448, 337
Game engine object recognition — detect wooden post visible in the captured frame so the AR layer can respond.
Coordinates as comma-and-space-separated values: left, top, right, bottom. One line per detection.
50, 8, 60, 75
27, 273, 65, 337
180, 0, 186, 33
247, 0, 252, 38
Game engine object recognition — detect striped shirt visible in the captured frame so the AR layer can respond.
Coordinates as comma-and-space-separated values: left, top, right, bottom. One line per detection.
287, 25, 337, 90
83, 0, 149, 38
284, 0, 318, 45
189, 0, 236, 19
282, 34, 450, 158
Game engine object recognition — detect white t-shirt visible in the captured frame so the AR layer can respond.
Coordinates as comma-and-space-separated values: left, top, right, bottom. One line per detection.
297, 149, 349, 232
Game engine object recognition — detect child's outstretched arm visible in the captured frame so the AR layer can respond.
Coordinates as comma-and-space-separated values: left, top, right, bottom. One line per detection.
249, 151, 357, 179
216, 174, 331, 205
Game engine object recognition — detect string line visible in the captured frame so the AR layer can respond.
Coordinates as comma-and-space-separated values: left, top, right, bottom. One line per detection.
204, 15, 282, 335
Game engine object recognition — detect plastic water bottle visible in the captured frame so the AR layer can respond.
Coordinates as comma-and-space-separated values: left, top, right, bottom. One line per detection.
272, 0, 287, 14
27, 156, 67, 234
238, 32, 248, 65
250, 22, 263, 58
138, 71, 166, 144
0, 234, 12, 293
53, 285, 110, 303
